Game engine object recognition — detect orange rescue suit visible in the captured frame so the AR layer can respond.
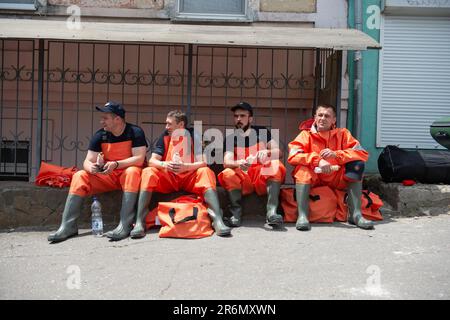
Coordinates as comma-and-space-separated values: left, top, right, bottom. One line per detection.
140, 129, 216, 196
218, 126, 286, 195
288, 126, 368, 190
69, 123, 147, 197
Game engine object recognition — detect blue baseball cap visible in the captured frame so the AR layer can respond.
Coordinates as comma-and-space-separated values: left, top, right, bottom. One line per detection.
95, 101, 126, 118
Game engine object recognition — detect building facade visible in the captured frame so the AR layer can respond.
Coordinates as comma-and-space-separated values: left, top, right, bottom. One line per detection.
348, 0, 450, 173
0, 0, 380, 182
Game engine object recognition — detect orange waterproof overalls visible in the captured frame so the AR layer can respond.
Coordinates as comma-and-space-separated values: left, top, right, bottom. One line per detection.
140, 130, 216, 196
69, 124, 145, 197
218, 127, 286, 195
288, 125, 368, 190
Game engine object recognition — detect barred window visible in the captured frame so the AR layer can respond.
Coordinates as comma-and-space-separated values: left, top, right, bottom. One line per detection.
0, 0, 36, 10
175, 0, 248, 21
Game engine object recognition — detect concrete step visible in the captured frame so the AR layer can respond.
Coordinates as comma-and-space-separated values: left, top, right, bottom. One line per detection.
364, 175, 450, 217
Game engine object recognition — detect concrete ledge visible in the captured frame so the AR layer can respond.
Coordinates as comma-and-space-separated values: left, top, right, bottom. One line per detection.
3, 177, 449, 229
0, 182, 267, 230
364, 175, 450, 217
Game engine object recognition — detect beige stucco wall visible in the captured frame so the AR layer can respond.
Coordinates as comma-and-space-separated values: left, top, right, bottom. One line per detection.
48, 0, 164, 9
260, 0, 316, 13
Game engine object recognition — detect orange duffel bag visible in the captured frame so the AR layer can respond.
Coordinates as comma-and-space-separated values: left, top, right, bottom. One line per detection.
157, 195, 214, 239
280, 186, 337, 223
35, 161, 78, 188
335, 189, 383, 222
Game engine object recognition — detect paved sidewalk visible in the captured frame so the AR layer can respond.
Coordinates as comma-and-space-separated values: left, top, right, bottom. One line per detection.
1, 214, 449, 300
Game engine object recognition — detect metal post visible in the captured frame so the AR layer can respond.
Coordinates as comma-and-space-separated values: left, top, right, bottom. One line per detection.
186, 44, 193, 119
335, 50, 343, 127
314, 49, 321, 109
354, 0, 363, 140
35, 39, 44, 177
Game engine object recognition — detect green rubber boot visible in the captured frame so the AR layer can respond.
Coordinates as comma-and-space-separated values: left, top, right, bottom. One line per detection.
227, 189, 242, 227
295, 184, 311, 231
130, 191, 153, 239
106, 192, 138, 241
48, 194, 84, 243
266, 180, 283, 227
204, 189, 232, 237
347, 181, 374, 230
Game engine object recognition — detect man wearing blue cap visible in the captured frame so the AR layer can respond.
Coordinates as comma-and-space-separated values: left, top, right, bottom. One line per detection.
48, 101, 148, 243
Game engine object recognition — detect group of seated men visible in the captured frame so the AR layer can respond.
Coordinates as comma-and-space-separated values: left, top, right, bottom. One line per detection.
48, 101, 374, 243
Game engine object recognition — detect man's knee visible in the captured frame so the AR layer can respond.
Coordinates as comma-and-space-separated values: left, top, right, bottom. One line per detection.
263, 160, 286, 182
294, 165, 315, 184
140, 167, 160, 191
196, 167, 216, 189
344, 161, 365, 182
197, 166, 214, 176
123, 166, 142, 178
69, 170, 91, 196
218, 168, 240, 190
122, 166, 142, 192
220, 168, 237, 178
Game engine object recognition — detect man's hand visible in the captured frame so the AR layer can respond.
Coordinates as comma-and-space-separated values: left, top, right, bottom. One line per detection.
167, 161, 190, 174
320, 148, 337, 160
238, 159, 251, 171
256, 150, 270, 165
318, 159, 332, 174
87, 162, 102, 174
99, 161, 118, 175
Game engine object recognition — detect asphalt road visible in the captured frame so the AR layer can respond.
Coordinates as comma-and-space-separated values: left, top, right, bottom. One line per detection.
1, 214, 449, 300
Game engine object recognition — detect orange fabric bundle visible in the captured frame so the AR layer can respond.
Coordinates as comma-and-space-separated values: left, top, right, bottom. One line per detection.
281, 187, 383, 223
335, 190, 383, 222
35, 161, 78, 188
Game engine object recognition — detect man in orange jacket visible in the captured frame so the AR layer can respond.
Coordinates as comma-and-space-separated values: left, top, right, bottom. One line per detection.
48, 101, 148, 243
218, 102, 286, 227
130, 110, 231, 238
288, 104, 374, 231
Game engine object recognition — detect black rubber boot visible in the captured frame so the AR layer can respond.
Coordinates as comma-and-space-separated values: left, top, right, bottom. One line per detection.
295, 184, 311, 231
106, 192, 138, 241
48, 194, 84, 243
130, 191, 152, 239
266, 180, 283, 227
203, 189, 232, 237
227, 189, 242, 227
347, 181, 374, 230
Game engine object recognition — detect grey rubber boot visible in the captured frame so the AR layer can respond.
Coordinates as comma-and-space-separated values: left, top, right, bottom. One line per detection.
295, 184, 311, 231
130, 191, 152, 239
347, 181, 374, 230
227, 189, 242, 227
203, 189, 232, 237
48, 194, 84, 243
106, 192, 138, 241
266, 180, 283, 227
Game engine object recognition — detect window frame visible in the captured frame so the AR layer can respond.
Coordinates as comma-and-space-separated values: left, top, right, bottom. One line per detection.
0, 0, 37, 11
173, 0, 251, 22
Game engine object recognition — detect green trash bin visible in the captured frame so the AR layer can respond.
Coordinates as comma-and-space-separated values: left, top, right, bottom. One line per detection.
430, 116, 450, 150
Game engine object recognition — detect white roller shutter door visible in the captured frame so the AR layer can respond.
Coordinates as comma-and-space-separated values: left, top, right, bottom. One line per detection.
377, 16, 450, 149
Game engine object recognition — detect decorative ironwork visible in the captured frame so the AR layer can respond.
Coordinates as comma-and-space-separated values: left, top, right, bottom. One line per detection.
196, 72, 315, 90
0, 65, 34, 81
1, 40, 339, 183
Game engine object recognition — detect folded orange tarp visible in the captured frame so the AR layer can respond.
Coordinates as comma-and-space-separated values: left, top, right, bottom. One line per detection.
35, 161, 78, 188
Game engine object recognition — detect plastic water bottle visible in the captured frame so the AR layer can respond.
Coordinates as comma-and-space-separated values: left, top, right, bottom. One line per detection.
314, 165, 340, 173
91, 196, 103, 237
173, 152, 182, 164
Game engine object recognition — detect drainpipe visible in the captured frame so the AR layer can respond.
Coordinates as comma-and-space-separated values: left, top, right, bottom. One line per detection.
354, 0, 363, 140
